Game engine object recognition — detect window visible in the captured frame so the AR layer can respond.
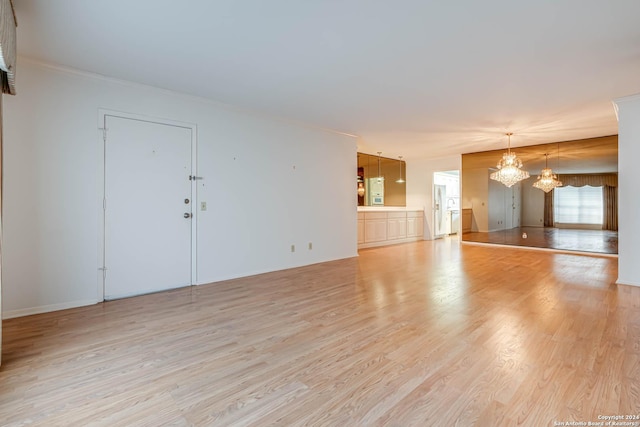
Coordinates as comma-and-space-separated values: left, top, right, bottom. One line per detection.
554, 185, 603, 225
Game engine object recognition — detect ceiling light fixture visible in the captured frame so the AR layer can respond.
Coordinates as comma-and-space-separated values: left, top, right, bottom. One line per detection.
376, 152, 384, 183
396, 156, 405, 183
533, 153, 562, 193
489, 132, 530, 187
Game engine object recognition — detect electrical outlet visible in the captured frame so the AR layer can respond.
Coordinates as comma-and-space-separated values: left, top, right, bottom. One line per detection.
308, 242, 313, 250
200, 201, 207, 211
291, 245, 295, 253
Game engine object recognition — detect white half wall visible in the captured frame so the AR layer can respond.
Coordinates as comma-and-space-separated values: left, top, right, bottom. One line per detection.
406, 154, 461, 240
614, 93, 640, 287
2, 60, 358, 318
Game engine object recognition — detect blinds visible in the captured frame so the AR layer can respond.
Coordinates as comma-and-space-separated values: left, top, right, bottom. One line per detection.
0, 0, 16, 95
554, 185, 603, 225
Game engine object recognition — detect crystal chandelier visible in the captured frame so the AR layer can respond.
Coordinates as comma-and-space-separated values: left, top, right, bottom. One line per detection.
489, 132, 530, 187
532, 153, 562, 193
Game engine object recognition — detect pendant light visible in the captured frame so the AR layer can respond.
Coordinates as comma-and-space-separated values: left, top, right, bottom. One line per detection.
376, 152, 384, 183
489, 132, 530, 187
396, 156, 405, 183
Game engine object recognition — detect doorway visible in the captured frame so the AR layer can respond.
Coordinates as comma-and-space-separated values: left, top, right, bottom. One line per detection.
433, 170, 460, 239
101, 113, 196, 300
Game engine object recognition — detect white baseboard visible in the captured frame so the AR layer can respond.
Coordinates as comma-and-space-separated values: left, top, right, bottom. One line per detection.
616, 277, 640, 287
3, 299, 100, 319
358, 236, 422, 250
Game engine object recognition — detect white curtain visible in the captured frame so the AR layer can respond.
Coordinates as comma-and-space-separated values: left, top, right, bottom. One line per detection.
0, 0, 16, 95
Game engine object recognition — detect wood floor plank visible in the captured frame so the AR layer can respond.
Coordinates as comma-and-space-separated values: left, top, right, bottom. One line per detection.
1, 239, 637, 426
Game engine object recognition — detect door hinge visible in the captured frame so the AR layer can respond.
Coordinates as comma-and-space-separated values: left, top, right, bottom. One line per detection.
99, 267, 107, 279
100, 127, 107, 142
103, 198, 107, 211
189, 175, 203, 181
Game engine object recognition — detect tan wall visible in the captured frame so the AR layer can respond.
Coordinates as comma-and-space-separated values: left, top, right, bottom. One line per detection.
461, 166, 488, 232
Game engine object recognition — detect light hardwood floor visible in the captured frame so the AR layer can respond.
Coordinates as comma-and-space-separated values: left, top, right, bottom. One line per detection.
2, 240, 638, 426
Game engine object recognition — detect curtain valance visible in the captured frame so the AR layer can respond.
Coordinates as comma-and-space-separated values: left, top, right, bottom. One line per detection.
558, 173, 617, 188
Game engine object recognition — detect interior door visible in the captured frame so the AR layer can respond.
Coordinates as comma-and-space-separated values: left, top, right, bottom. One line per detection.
434, 184, 447, 238
504, 186, 513, 230
512, 183, 521, 228
104, 116, 193, 300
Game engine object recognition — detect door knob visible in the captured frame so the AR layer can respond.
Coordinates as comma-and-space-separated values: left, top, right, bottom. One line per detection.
184, 213, 192, 219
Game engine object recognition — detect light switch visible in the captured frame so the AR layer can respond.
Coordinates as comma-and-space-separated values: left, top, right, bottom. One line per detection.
200, 201, 207, 211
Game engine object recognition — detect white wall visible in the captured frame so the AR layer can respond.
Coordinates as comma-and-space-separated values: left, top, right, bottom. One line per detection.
2, 60, 358, 317
614, 93, 640, 287
406, 154, 461, 240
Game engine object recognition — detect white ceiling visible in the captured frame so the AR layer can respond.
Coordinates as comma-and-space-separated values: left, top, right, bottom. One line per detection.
13, 0, 640, 160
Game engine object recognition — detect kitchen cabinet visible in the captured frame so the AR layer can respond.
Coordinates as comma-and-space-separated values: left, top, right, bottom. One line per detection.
358, 209, 423, 249
387, 212, 407, 240
357, 212, 365, 244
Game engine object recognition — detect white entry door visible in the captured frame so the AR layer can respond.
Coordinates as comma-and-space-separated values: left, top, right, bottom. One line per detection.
103, 115, 194, 300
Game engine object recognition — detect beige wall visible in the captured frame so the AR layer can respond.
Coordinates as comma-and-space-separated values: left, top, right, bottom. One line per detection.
461, 167, 488, 232
405, 154, 461, 240
520, 176, 545, 227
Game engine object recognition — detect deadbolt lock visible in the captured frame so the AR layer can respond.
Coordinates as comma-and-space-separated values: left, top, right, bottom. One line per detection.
184, 198, 190, 204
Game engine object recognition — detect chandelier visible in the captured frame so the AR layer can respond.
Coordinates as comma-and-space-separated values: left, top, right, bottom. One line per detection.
489, 132, 530, 187
532, 153, 562, 193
